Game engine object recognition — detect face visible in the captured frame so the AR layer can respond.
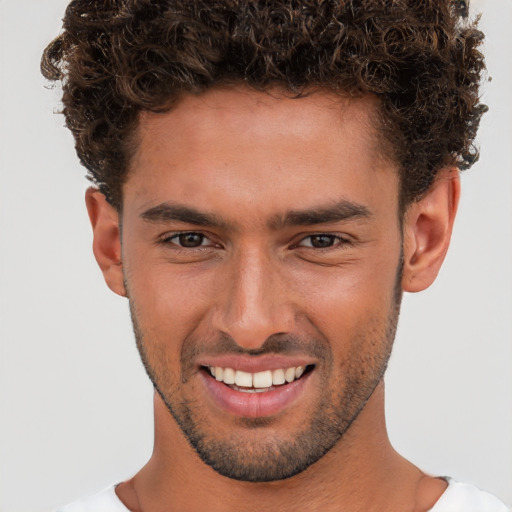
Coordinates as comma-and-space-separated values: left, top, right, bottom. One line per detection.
120, 87, 404, 482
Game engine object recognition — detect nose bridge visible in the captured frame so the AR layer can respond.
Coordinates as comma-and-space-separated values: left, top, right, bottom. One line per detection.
214, 243, 294, 349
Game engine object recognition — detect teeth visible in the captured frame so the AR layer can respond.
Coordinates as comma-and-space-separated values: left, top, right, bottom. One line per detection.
223, 367, 236, 385
253, 370, 272, 388
235, 370, 253, 387
272, 369, 285, 385
207, 364, 309, 389
284, 367, 295, 383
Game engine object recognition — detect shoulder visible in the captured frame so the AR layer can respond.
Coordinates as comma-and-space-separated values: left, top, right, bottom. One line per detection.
430, 479, 510, 512
54, 485, 129, 512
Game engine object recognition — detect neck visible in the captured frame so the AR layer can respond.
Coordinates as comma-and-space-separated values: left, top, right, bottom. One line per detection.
117, 382, 445, 512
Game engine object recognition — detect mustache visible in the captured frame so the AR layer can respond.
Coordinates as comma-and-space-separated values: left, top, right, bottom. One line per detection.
180, 332, 330, 373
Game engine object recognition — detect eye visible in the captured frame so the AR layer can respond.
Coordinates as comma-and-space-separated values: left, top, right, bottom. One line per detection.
165, 232, 212, 248
297, 234, 345, 249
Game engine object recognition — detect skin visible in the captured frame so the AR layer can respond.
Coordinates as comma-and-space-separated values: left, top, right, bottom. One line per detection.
86, 87, 459, 511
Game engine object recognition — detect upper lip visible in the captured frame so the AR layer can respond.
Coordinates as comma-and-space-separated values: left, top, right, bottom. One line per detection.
196, 354, 315, 373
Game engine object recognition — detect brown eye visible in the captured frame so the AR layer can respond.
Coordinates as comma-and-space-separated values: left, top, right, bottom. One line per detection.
308, 235, 337, 248
177, 233, 206, 247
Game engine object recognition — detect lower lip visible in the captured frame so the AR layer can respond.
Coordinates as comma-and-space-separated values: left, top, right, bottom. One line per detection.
201, 370, 312, 419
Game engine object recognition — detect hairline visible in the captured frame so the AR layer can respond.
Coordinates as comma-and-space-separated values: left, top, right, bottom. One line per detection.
116, 84, 405, 213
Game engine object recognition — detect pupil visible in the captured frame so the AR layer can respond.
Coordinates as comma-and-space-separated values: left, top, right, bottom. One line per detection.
311, 235, 334, 248
179, 233, 203, 247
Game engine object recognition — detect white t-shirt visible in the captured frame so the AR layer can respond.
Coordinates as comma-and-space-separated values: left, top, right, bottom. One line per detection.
55, 479, 510, 511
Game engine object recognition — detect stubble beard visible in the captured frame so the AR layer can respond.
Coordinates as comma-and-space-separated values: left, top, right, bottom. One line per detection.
127, 264, 403, 483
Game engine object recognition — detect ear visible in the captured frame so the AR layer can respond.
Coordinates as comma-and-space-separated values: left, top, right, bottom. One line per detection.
85, 187, 127, 297
402, 168, 460, 293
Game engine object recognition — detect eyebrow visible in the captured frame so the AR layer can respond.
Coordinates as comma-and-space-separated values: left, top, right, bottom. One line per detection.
140, 199, 372, 230
141, 203, 228, 229
270, 200, 372, 229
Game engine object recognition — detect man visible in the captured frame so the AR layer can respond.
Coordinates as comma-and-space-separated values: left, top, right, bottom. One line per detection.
41, 1, 509, 510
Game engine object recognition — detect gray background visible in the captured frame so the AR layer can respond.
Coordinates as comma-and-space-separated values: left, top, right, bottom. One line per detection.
0, 0, 510, 510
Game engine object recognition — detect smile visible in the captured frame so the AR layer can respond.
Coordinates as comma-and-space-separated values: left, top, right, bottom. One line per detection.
206, 365, 307, 392
200, 363, 314, 418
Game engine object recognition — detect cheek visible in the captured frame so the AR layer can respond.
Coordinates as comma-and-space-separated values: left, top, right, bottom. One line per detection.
126, 258, 219, 342
294, 257, 400, 324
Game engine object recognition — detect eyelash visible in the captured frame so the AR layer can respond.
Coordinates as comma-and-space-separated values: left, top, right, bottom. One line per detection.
292, 234, 353, 250
158, 232, 353, 251
159, 232, 218, 250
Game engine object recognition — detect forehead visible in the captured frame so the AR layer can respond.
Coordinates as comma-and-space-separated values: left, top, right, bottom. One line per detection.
126, 87, 398, 222
135, 86, 384, 162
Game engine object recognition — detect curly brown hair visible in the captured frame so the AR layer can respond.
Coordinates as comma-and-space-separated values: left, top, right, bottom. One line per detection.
41, 0, 486, 210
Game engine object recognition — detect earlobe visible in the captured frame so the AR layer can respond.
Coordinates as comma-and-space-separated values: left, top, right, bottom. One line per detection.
85, 187, 127, 297
402, 169, 460, 293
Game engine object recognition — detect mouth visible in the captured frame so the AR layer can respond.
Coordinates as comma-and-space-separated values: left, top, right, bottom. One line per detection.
199, 363, 315, 418
202, 364, 313, 393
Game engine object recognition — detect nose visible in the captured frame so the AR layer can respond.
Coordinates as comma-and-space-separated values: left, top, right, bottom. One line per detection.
212, 246, 295, 350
